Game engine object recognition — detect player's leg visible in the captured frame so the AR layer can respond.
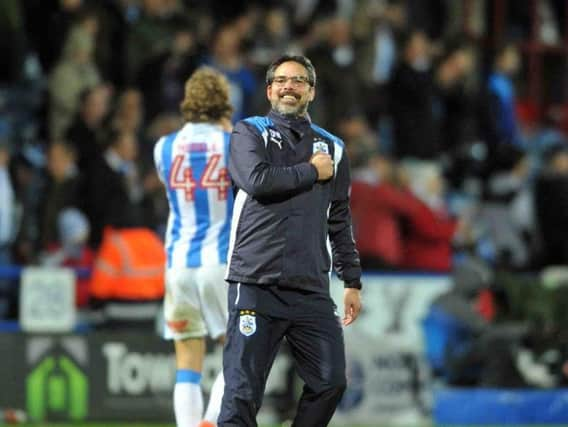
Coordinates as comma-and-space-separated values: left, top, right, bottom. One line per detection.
201, 337, 225, 427
218, 283, 288, 427
174, 338, 206, 427
286, 293, 347, 427
164, 268, 209, 427
196, 266, 229, 426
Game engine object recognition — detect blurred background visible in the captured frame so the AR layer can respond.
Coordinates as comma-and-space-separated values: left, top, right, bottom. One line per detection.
3, 0, 568, 425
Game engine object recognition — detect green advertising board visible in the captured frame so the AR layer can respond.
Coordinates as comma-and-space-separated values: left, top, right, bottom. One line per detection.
26, 337, 88, 421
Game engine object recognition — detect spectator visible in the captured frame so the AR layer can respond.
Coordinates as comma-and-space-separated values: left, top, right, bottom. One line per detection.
0, 0, 28, 83
433, 39, 476, 157
0, 143, 17, 318
480, 144, 531, 269
126, 0, 189, 83
39, 141, 81, 251
307, 16, 362, 131
66, 84, 111, 173
11, 146, 46, 264
389, 30, 437, 160
478, 41, 522, 178
111, 88, 144, 137
89, 226, 165, 328
137, 27, 199, 122
25, 0, 86, 73
352, 0, 406, 125
351, 150, 416, 270
48, 12, 101, 139
91, 0, 129, 87
40, 208, 94, 308
84, 130, 144, 248
533, 144, 568, 266
400, 161, 466, 271
422, 256, 528, 387
203, 24, 257, 122
433, 39, 479, 190
249, 7, 292, 70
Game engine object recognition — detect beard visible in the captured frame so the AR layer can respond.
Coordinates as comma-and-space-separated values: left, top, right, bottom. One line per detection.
270, 91, 309, 117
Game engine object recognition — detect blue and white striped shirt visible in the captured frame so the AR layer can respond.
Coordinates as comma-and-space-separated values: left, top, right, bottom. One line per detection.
0, 167, 15, 246
154, 123, 233, 268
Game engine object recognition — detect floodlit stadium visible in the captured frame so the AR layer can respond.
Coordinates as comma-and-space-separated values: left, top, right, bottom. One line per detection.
3, 0, 568, 426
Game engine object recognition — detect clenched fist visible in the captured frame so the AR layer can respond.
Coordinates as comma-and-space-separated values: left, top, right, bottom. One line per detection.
310, 152, 334, 181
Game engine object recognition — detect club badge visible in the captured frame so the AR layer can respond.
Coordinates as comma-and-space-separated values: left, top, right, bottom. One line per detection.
239, 310, 257, 336
313, 140, 329, 154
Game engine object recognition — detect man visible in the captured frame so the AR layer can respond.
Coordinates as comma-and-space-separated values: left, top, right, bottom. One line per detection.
220, 54, 362, 426
0, 142, 16, 318
85, 129, 143, 247
154, 67, 234, 427
389, 30, 436, 160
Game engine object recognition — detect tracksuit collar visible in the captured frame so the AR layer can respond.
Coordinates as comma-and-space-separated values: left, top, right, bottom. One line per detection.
268, 110, 311, 139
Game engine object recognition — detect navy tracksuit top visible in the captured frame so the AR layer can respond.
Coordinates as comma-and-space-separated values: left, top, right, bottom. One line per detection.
225, 110, 361, 294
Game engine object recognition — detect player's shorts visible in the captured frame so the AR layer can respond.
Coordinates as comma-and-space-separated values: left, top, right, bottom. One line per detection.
163, 265, 228, 341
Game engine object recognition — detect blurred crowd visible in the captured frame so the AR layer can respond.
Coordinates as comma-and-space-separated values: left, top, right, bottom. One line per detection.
1, 0, 568, 328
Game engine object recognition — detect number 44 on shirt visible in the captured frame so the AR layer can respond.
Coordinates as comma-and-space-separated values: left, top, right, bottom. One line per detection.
168, 153, 230, 201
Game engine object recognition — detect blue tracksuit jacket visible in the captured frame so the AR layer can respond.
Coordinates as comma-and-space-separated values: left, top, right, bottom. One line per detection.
225, 110, 361, 293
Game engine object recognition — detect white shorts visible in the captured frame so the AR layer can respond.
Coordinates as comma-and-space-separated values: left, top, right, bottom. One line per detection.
163, 265, 228, 341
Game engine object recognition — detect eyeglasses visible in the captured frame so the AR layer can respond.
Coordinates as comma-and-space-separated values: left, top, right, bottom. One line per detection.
270, 75, 312, 87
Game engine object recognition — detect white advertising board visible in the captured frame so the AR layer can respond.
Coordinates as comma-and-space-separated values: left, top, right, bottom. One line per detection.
330, 274, 450, 425
19, 267, 76, 333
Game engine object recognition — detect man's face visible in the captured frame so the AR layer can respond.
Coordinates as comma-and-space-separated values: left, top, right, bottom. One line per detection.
0, 147, 9, 167
503, 47, 520, 76
47, 144, 74, 180
267, 61, 315, 116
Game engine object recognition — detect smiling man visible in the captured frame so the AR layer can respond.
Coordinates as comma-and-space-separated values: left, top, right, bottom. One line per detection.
219, 54, 362, 427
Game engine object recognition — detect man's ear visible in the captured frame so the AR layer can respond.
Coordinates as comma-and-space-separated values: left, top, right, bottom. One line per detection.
309, 86, 315, 102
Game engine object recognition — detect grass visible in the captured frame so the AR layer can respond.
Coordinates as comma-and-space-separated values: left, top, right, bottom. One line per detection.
13, 424, 379, 427
13, 424, 567, 427
11, 424, 382, 427
15, 424, 568, 427
14, 424, 568, 427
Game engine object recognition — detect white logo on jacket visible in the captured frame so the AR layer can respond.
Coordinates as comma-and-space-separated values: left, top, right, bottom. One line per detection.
239, 310, 257, 336
269, 129, 283, 149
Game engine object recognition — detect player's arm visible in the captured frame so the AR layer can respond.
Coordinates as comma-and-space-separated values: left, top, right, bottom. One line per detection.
153, 137, 166, 183
328, 153, 362, 325
229, 121, 318, 198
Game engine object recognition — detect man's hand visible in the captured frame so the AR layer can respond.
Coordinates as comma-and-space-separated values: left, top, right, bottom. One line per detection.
343, 288, 362, 326
310, 152, 333, 181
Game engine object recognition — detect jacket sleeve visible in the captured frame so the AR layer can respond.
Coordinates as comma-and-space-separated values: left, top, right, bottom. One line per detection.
228, 121, 318, 197
328, 152, 362, 285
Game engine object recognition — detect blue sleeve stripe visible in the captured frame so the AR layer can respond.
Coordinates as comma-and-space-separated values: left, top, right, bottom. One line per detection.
162, 132, 180, 268
176, 369, 202, 384
311, 124, 345, 149
218, 131, 233, 264
187, 151, 210, 267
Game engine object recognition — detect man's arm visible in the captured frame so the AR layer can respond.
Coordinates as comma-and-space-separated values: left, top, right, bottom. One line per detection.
328, 152, 363, 325
229, 121, 319, 198
329, 154, 362, 286
153, 137, 165, 183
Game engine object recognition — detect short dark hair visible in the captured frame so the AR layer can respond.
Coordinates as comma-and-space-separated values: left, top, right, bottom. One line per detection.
265, 54, 316, 87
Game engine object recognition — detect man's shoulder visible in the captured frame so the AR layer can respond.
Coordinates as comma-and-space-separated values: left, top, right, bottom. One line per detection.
310, 123, 345, 148
153, 129, 181, 154
239, 116, 275, 134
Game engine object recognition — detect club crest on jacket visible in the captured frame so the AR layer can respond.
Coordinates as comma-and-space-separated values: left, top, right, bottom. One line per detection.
239, 310, 257, 336
313, 139, 329, 154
